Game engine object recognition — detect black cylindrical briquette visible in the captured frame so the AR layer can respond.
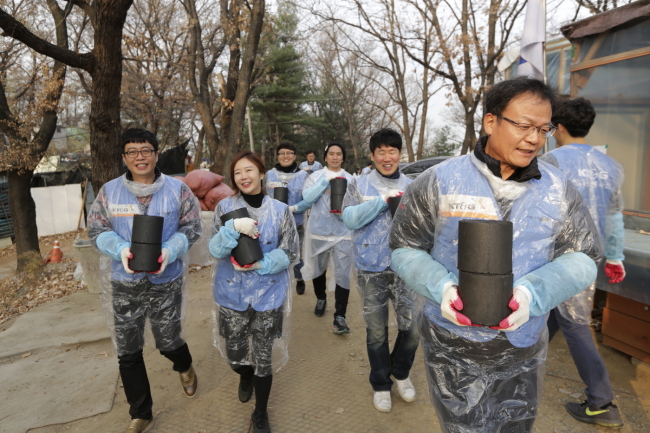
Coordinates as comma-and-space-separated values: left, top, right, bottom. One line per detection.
457, 220, 513, 274
457, 271, 513, 327
131, 215, 164, 244
273, 187, 289, 204
330, 177, 347, 211
220, 207, 264, 266
388, 195, 402, 218
129, 242, 162, 272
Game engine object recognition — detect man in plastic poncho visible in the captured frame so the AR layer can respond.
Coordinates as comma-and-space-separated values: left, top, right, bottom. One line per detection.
342, 128, 418, 413
541, 97, 625, 428
300, 143, 355, 334
298, 149, 323, 173
389, 77, 602, 433
88, 128, 202, 433
265, 142, 310, 295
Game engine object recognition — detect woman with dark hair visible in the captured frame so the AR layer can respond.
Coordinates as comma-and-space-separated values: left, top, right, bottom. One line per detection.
209, 151, 299, 433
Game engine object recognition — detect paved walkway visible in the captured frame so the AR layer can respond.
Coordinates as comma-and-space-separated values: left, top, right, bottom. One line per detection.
27, 267, 650, 432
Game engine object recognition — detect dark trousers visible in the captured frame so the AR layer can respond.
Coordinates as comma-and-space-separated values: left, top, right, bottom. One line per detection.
232, 365, 274, 413
313, 270, 349, 318
420, 318, 545, 433
548, 308, 614, 407
118, 343, 192, 420
294, 224, 304, 281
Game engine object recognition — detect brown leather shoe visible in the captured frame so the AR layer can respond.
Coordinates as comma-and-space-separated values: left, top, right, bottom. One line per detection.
124, 418, 153, 433
180, 365, 197, 397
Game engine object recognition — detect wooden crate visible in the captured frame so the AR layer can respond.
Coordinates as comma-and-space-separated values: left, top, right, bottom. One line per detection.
602, 292, 650, 363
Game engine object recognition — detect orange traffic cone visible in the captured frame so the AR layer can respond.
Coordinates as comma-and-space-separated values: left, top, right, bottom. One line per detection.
44, 240, 63, 264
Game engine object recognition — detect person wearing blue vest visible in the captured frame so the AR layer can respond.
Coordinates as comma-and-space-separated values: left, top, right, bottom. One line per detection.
88, 128, 202, 433
299, 149, 323, 173
389, 77, 602, 433
265, 142, 310, 295
209, 151, 299, 433
342, 128, 418, 413
301, 142, 355, 334
541, 97, 625, 428
361, 161, 373, 175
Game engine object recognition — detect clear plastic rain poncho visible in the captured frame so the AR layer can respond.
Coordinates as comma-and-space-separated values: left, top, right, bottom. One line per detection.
209, 194, 299, 376
88, 172, 202, 357
265, 167, 310, 226
342, 170, 415, 330
542, 143, 625, 325
389, 149, 602, 432
301, 168, 355, 289
299, 160, 323, 172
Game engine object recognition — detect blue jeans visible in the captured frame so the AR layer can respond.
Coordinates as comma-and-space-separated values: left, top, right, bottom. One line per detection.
548, 308, 614, 407
358, 269, 419, 391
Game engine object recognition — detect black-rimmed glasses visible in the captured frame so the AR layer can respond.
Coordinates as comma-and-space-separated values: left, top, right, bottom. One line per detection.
123, 149, 155, 158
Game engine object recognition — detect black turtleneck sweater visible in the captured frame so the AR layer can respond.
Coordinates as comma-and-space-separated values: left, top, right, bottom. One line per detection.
473, 136, 541, 182
274, 162, 300, 174
378, 168, 400, 180
241, 190, 265, 208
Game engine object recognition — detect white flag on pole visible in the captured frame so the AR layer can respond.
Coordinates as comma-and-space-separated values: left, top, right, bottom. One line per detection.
518, 0, 545, 79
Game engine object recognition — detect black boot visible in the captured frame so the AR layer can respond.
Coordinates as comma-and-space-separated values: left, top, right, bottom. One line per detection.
251, 411, 271, 433
296, 280, 305, 295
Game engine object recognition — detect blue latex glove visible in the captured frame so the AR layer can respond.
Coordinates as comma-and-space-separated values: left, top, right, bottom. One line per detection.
604, 211, 625, 261
302, 177, 329, 204
391, 247, 458, 303
209, 220, 240, 258
291, 199, 312, 214
96, 231, 130, 261
342, 196, 388, 230
254, 248, 291, 275
162, 232, 189, 263
515, 251, 597, 317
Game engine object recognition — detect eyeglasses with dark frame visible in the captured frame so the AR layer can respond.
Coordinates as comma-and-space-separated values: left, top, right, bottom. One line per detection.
277, 152, 295, 157
123, 149, 156, 158
497, 115, 557, 137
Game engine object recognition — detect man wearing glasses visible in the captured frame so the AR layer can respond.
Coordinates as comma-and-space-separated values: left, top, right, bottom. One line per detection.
390, 77, 601, 432
88, 128, 202, 433
265, 142, 310, 294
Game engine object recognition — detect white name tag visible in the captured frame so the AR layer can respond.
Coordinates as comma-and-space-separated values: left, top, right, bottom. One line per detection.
361, 195, 377, 203
109, 204, 140, 217
267, 181, 283, 188
439, 194, 498, 220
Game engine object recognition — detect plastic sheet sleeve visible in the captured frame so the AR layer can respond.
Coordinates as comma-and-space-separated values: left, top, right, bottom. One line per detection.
162, 232, 189, 264
356, 268, 418, 330
388, 167, 439, 253
515, 251, 597, 317
341, 178, 388, 231
87, 186, 113, 247
418, 304, 548, 433
551, 180, 603, 262
556, 281, 596, 325
99, 255, 191, 357
292, 199, 312, 214
95, 231, 130, 262
391, 248, 457, 303
209, 220, 240, 259
301, 176, 329, 204
177, 183, 203, 247
604, 211, 625, 261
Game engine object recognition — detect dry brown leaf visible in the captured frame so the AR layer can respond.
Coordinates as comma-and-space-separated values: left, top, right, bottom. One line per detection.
21, 351, 31, 358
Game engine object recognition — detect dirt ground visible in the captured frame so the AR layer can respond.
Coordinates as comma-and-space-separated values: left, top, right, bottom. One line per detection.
1, 236, 649, 432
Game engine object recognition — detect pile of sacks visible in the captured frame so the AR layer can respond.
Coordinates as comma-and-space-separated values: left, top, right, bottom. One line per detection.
177, 170, 234, 211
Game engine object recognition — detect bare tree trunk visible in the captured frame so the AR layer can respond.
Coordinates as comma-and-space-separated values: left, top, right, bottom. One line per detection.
8, 171, 39, 270
193, 127, 205, 167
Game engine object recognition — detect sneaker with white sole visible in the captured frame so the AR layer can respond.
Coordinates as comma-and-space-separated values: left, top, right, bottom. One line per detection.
373, 391, 392, 412
394, 377, 416, 402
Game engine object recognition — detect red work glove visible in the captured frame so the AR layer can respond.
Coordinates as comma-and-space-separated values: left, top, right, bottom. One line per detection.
604, 259, 626, 284
490, 287, 531, 331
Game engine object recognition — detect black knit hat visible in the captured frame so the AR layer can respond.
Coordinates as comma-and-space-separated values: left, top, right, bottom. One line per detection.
324, 142, 346, 162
